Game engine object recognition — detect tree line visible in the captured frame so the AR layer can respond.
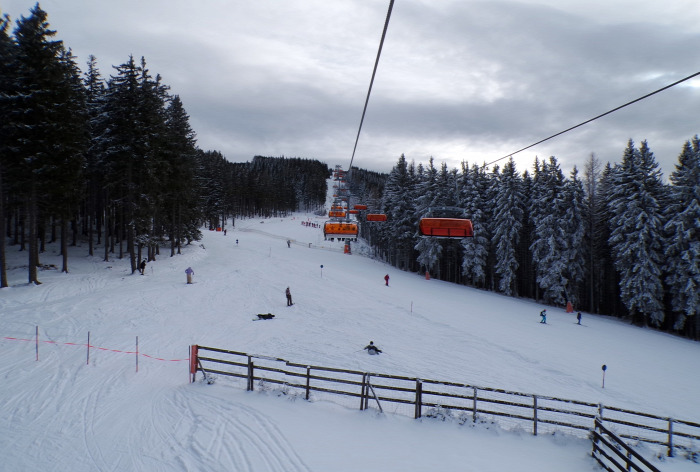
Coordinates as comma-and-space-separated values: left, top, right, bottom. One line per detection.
0, 5, 328, 286
350, 141, 699, 340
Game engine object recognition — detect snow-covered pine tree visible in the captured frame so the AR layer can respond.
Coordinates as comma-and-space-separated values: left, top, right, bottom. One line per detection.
492, 158, 524, 296
561, 167, 586, 308
381, 154, 418, 270
134, 58, 171, 263
596, 163, 624, 316
49, 47, 88, 274
102, 56, 143, 265
663, 136, 700, 337
608, 140, 667, 326
443, 166, 465, 283
460, 163, 492, 288
414, 158, 444, 278
583, 154, 603, 313
530, 156, 569, 306
102, 56, 171, 271
163, 95, 201, 256
83, 55, 107, 258
11, 4, 78, 284
517, 169, 535, 298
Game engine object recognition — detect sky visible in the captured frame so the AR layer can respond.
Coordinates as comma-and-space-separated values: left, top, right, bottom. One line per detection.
3, 0, 700, 177
1, 181, 699, 471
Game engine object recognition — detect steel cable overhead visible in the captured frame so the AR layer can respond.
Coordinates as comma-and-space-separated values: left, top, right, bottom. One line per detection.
348, 0, 395, 172
485, 70, 700, 167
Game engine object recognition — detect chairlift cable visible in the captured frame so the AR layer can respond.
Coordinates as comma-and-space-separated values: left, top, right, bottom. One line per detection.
348, 0, 395, 173
484, 70, 700, 168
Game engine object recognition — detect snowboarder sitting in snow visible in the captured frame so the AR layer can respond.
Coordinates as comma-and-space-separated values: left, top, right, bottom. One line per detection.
285, 287, 293, 306
139, 258, 147, 275
257, 313, 275, 320
364, 341, 382, 355
540, 309, 547, 324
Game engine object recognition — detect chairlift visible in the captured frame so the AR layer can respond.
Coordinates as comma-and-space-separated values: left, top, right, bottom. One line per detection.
419, 207, 473, 238
323, 221, 358, 241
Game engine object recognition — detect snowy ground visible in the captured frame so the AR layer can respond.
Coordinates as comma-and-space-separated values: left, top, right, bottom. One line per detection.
1, 189, 699, 471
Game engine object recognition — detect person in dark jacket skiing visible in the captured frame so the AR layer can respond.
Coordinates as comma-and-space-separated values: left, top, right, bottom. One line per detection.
384, 274, 390, 286
139, 259, 147, 275
577, 312, 582, 325
285, 287, 293, 306
364, 341, 382, 355
540, 309, 547, 324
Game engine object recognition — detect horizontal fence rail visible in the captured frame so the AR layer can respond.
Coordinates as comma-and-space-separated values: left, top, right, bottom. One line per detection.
191, 345, 700, 458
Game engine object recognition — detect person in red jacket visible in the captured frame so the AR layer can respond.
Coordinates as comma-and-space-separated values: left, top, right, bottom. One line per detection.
384, 274, 389, 286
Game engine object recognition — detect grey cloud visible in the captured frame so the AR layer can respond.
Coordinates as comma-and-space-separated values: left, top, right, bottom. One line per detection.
3, 0, 698, 177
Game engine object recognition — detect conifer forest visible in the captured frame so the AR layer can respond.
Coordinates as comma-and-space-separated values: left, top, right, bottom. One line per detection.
1, 6, 698, 341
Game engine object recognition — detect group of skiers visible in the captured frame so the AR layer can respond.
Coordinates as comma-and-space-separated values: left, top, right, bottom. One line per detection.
540, 309, 583, 325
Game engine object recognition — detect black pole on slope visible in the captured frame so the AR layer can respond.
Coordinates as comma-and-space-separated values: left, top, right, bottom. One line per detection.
601, 364, 607, 388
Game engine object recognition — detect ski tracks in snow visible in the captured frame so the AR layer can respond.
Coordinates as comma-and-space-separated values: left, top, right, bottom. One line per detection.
128, 385, 312, 472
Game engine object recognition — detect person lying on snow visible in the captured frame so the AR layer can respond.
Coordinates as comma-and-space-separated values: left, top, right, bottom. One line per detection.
364, 341, 382, 355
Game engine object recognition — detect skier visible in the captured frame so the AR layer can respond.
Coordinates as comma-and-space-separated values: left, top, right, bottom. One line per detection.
224, 229, 227, 236
364, 341, 382, 355
384, 274, 390, 286
185, 267, 194, 284
285, 287, 293, 306
139, 258, 147, 275
577, 312, 582, 325
540, 309, 547, 324
287, 239, 291, 248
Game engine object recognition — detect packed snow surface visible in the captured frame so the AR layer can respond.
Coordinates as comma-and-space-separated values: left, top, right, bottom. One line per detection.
1, 203, 699, 470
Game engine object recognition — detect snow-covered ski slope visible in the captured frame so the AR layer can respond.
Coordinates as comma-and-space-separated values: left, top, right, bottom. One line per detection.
1, 202, 699, 471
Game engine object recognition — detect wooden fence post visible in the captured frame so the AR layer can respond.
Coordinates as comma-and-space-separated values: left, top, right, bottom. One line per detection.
305, 366, 311, 401
533, 395, 538, 436
472, 386, 478, 423
189, 345, 198, 383
668, 418, 674, 457
360, 374, 367, 410
247, 356, 254, 391
415, 380, 422, 419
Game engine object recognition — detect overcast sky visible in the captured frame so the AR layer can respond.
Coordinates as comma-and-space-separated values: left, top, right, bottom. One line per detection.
4, 0, 700, 177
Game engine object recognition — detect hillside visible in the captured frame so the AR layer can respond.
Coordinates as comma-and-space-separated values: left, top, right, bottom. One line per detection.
1, 199, 698, 471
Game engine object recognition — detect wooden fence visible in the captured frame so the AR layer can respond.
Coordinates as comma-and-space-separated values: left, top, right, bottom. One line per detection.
190, 345, 700, 459
592, 418, 661, 472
